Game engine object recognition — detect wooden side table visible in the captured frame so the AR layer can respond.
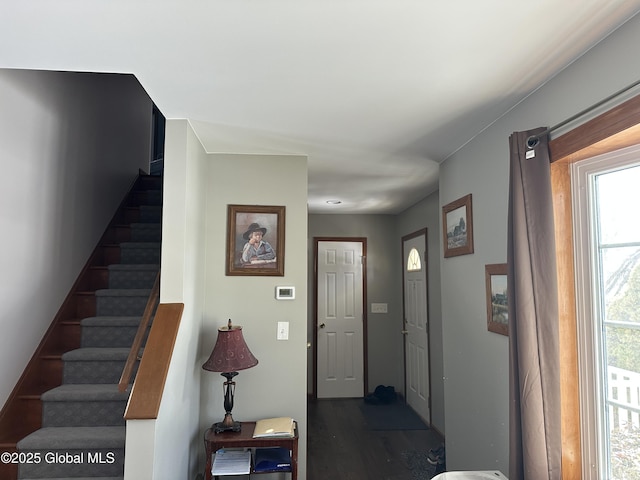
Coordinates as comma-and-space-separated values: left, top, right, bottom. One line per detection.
204, 421, 298, 480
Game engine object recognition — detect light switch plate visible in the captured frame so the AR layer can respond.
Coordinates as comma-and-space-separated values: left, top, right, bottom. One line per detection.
371, 303, 388, 313
277, 321, 289, 340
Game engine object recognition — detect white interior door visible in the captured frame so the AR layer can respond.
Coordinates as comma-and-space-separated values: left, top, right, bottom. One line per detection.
316, 240, 364, 398
403, 233, 430, 422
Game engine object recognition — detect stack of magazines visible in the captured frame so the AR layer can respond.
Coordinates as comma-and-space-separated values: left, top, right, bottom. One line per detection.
211, 449, 251, 475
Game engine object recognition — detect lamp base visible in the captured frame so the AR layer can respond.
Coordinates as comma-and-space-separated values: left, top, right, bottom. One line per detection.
213, 412, 242, 434
213, 420, 242, 434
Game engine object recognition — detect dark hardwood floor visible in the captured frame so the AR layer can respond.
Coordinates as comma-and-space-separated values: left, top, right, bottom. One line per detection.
307, 398, 443, 480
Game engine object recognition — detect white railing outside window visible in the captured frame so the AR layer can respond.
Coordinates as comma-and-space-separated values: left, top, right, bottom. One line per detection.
608, 366, 640, 430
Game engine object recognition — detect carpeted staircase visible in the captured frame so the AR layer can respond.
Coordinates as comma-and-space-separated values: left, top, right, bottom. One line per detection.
15, 176, 162, 480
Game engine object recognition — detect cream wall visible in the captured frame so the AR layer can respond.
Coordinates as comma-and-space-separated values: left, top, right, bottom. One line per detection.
438, 13, 640, 473
125, 120, 207, 479
200, 152, 309, 479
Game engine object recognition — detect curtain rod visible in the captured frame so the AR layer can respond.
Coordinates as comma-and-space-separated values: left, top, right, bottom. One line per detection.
526, 78, 640, 148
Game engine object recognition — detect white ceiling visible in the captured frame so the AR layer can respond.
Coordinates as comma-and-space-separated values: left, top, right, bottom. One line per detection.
3, 1, 640, 213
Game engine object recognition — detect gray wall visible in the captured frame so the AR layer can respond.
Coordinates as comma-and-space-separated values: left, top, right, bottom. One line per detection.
438, 13, 640, 473
0, 69, 152, 408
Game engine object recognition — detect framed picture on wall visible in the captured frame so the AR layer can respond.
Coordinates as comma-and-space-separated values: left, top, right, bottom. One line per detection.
442, 194, 474, 258
485, 263, 509, 336
226, 204, 286, 276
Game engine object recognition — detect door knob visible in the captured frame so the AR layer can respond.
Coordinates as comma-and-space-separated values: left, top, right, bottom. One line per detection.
319, 323, 326, 329
401, 330, 409, 335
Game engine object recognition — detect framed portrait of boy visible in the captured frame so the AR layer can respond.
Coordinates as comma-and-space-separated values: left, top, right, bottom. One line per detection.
226, 204, 286, 276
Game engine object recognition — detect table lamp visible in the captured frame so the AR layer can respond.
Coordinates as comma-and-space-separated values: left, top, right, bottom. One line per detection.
202, 319, 258, 433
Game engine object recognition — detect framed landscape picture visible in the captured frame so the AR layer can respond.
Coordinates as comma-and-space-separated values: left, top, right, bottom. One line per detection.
226, 204, 285, 276
442, 194, 474, 258
485, 263, 508, 336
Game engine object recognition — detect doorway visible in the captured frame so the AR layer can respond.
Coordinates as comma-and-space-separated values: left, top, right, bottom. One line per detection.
314, 238, 367, 398
402, 229, 431, 423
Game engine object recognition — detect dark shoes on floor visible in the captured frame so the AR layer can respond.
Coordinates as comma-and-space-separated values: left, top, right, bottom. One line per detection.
427, 444, 445, 467
364, 385, 397, 404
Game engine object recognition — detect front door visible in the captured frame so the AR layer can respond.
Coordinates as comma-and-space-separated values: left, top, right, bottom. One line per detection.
402, 230, 430, 423
315, 239, 366, 398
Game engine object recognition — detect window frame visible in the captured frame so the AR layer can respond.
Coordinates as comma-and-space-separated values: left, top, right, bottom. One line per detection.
570, 147, 640, 479
550, 93, 640, 479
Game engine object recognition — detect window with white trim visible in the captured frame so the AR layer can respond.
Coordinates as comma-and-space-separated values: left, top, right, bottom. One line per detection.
573, 145, 640, 480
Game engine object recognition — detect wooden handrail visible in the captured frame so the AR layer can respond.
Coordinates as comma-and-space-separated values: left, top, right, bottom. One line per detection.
124, 302, 184, 420
118, 270, 160, 392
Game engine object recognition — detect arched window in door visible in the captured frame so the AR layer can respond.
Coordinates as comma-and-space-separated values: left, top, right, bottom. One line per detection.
407, 247, 422, 272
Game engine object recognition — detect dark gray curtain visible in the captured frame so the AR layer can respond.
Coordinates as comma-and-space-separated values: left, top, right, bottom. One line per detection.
508, 129, 562, 480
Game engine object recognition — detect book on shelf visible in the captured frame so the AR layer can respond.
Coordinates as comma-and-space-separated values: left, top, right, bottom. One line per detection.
252, 417, 295, 438
211, 449, 251, 475
254, 447, 292, 472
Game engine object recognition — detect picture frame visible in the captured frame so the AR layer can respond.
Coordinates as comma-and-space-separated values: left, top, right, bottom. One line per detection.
485, 263, 508, 336
442, 194, 474, 258
226, 204, 285, 276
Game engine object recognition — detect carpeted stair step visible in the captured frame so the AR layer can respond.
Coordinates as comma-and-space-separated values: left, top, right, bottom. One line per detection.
41, 384, 130, 427
138, 205, 162, 223
142, 188, 162, 205
80, 316, 143, 348
62, 348, 133, 384
10, 175, 162, 480
17, 426, 124, 478
130, 188, 162, 207
119, 242, 161, 265
136, 173, 162, 190
107, 264, 159, 289
95, 288, 152, 316
128, 222, 162, 242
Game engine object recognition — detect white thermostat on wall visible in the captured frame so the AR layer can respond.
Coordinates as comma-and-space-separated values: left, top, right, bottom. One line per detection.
275, 286, 295, 300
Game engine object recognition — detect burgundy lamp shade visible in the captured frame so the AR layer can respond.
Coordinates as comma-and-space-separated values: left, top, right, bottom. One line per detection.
202, 322, 258, 373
